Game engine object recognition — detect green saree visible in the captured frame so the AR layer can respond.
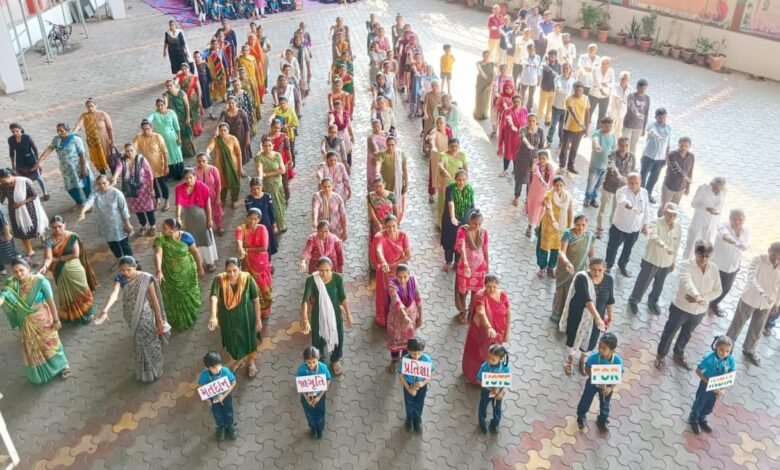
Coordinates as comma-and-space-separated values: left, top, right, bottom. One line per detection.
165, 90, 196, 159
154, 233, 201, 330
210, 272, 259, 361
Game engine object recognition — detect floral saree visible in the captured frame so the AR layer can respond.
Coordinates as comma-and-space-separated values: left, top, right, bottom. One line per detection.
153, 233, 201, 330
49, 232, 97, 324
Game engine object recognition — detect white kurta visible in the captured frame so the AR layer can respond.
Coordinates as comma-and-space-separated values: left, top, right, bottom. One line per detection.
684, 184, 725, 258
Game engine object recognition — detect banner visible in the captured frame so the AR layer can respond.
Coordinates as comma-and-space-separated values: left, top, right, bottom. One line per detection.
481, 372, 511, 388
295, 374, 329, 394
197, 376, 232, 401
706, 371, 736, 391
401, 358, 432, 379
590, 364, 623, 385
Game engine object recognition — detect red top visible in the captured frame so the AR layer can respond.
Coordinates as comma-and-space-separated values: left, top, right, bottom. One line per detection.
487, 15, 503, 40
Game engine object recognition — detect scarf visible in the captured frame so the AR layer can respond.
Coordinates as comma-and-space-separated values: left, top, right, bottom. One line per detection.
55, 133, 76, 150
559, 271, 597, 335
13, 177, 47, 236
450, 183, 474, 221
390, 150, 403, 199
313, 273, 339, 352
551, 190, 571, 229
216, 136, 240, 189
220, 272, 249, 310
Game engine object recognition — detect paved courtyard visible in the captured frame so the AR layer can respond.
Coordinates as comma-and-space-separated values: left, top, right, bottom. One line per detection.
0, 0, 778, 468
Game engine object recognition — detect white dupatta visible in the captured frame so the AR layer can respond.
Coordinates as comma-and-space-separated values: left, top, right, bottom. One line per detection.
14, 177, 47, 236
558, 271, 596, 351
313, 273, 339, 352
391, 149, 404, 199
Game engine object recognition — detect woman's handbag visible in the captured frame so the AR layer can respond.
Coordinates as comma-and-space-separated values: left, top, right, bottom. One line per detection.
121, 155, 144, 198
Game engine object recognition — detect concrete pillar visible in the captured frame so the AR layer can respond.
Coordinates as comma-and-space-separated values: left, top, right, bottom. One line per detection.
0, 9, 25, 94
106, 0, 126, 20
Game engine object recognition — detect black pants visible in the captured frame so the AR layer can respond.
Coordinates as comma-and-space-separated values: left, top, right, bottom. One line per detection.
444, 249, 460, 265
709, 269, 739, 309
107, 237, 132, 259
589, 95, 610, 126
605, 225, 639, 270
136, 211, 156, 227
640, 157, 666, 196
168, 163, 184, 181
559, 130, 584, 170
153, 176, 169, 200
657, 304, 705, 358
629, 260, 671, 304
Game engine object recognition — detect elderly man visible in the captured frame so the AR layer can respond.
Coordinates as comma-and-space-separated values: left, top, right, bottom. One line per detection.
656, 240, 722, 370
683, 177, 726, 258
628, 202, 682, 316
605, 173, 651, 277
596, 136, 635, 239
560, 33, 576, 66
725, 242, 780, 366
621, 79, 651, 157
513, 27, 534, 81
658, 136, 695, 217
709, 209, 750, 317
487, 5, 503, 63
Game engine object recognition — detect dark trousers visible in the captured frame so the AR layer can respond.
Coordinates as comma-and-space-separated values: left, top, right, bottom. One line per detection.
478, 389, 503, 427
576, 379, 611, 422
66, 176, 93, 205
709, 269, 738, 309
640, 157, 666, 196
221, 186, 240, 204
136, 211, 156, 227
657, 304, 705, 358
153, 176, 169, 200
547, 106, 565, 144
514, 173, 527, 199
107, 237, 132, 259
312, 337, 342, 363
605, 225, 639, 270
168, 163, 184, 181
210, 395, 235, 431
629, 260, 671, 304
301, 394, 326, 434
689, 381, 716, 424
444, 249, 460, 265
403, 385, 428, 424
559, 130, 584, 170
588, 95, 610, 126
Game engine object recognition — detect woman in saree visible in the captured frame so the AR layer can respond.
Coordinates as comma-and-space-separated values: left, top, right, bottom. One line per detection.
244, 177, 278, 258
247, 32, 266, 97
78, 175, 133, 259
153, 218, 203, 331
474, 51, 496, 121
255, 137, 287, 232
312, 178, 347, 241
301, 256, 352, 376
174, 63, 203, 137
367, 176, 398, 271
375, 136, 408, 222
208, 257, 263, 378
366, 120, 387, 190
386, 264, 422, 370
376, 95, 396, 135
163, 20, 190, 75
328, 78, 350, 114
462, 274, 510, 384
74, 98, 114, 174
193, 52, 214, 120
0, 258, 70, 383
39, 215, 97, 324
498, 95, 528, 177
236, 209, 273, 319
300, 221, 344, 274
148, 98, 184, 180
335, 65, 355, 117
96, 256, 168, 383
328, 100, 354, 168
111, 143, 157, 236
558, 257, 611, 376
426, 116, 451, 204
203, 38, 228, 103
321, 124, 349, 169
455, 210, 490, 324
220, 95, 252, 165
216, 30, 234, 78
236, 45, 263, 112
552, 214, 597, 323
436, 139, 469, 229
537, 177, 573, 279
175, 168, 218, 272
264, 119, 293, 201
441, 170, 474, 271
207, 123, 245, 209
290, 34, 310, 98
228, 76, 255, 138
512, 113, 544, 205
164, 80, 196, 161
194, 152, 224, 236
37, 123, 91, 208
374, 215, 411, 328
526, 150, 556, 237
317, 151, 351, 202
0, 168, 48, 260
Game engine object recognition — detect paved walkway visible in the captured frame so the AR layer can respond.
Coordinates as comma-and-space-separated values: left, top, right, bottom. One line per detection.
0, 1, 778, 469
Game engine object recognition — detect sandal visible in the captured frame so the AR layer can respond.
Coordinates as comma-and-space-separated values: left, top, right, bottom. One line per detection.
564, 356, 573, 375
247, 362, 258, 379
457, 311, 467, 324
442, 263, 451, 272
525, 226, 532, 238
512, 198, 519, 207
595, 228, 604, 240
743, 351, 762, 366
579, 355, 588, 376
654, 356, 665, 369
332, 361, 343, 376
674, 355, 692, 370
61, 368, 71, 380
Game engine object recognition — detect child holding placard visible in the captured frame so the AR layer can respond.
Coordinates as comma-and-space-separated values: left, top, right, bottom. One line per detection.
688, 336, 735, 435
198, 352, 238, 442
576, 332, 623, 431
477, 344, 510, 433
397, 337, 435, 433
296, 346, 332, 439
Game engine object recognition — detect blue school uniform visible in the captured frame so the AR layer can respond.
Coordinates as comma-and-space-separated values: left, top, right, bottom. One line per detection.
295, 361, 332, 436
197, 367, 236, 432
576, 352, 624, 424
397, 353, 435, 428
690, 351, 736, 424
477, 362, 511, 429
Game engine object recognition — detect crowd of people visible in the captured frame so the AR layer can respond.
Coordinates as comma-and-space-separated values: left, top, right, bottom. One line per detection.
2, 3, 778, 445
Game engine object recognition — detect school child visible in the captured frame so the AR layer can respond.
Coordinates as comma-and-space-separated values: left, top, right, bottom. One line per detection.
440, 44, 455, 95
476, 344, 511, 433
296, 346, 332, 439
575, 332, 623, 431
198, 351, 238, 441
397, 337, 435, 433
689, 336, 735, 435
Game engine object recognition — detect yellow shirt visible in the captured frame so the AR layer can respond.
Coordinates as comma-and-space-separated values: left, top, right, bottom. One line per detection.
563, 95, 590, 132
440, 53, 455, 74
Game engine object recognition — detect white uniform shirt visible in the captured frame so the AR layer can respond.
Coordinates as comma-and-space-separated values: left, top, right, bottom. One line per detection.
576, 54, 599, 88
711, 224, 750, 274
613, 186, 652, 233
672, 260, 722, 315
740, 254, 780, 310
643, 217, 682, 268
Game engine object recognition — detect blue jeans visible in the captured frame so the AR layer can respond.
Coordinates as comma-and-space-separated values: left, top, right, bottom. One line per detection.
576, 379, 612, 422
210, 395, 235, 432
478, 389, 503, 427
66, 176, 93, 205
301, 393, 326, 434
766, 310, 779, 330
689, 381, 716, 424
403, 385, 428, 424
547, 106, 565, 144
585, 167, 607, 203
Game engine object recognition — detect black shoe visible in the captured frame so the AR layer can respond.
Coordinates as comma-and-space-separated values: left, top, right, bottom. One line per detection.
590, 200, 600, 208
226, 428, 238, 440
648, 195, 657, 204
628, 301, 639, 315
690, 421, 701, 435
316, 430, 323, 439
568, 168, 579, 175
479, 423, 488, 434
699, 421, 713, 433
405, 420, 413, 431
216, 429, 226, 442
576, 417, 585, 429
413, 420, 422, 433
648, 302, 661, 316
619, 267, 633, 278
489, 422, 499, 433
596, 418, 608, 432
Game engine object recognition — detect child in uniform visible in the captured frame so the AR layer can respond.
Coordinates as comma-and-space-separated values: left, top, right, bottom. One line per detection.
198, 351, 238, 441
689, 336, 735, 434
477, 344, 510, 433
296, 346, 332, 439
575, 332, 623, 431
397, 337, 435, 433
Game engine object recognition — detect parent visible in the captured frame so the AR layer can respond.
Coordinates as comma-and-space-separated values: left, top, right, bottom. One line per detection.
462, 274, 510, 384
551, 215, 596, 322
175, 168, 218, 272
0, 168, 48, 260
455, 210, 490, 324
78, 175, 133, 259
301, 220, 345, 275
236, 209, 273, 319
375, 215, 411, 328
74, 98, 114, 175
37, 123, 91, 207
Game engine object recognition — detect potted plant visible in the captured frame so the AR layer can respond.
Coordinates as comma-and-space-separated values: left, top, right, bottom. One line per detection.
671, 42, 683, 59
709, 39, 727, 72
578, 3, 601, 39
681, 41, 696, 63
616, 28, 628, 45
639, 11, 658, 52
660, 41, 672, 56
695, 37, 715, 66
596, 4, 611, 42
626, 17, 640, 48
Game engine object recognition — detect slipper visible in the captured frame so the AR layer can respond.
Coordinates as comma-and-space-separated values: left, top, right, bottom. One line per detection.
247, 362, 258, 379
457, 312, 467, 324
564, 358, 573, 376
579, 356, 588, 376
654, 357, 665, 369
61, 368, 71, 380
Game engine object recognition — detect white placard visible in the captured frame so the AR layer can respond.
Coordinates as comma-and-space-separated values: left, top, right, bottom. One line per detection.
481, 372, 512, 388
401, 358, 432, 379
590, 364, 623, 385
706, 371, 736, 392
197, 376, 232, 401
295, 374, 329, 394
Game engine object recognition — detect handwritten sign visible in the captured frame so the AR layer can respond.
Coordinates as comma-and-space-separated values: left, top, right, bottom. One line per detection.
197, 377, 232, 401
706, 371, 736, 392
481, 372, 512, 388
295, 374, 329, 394
591, 364, 623, 385
401, 358, 431, 379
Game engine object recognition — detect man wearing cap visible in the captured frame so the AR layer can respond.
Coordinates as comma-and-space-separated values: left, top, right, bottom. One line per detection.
622, 79, 651, 157
628, 202, 682, 316
605, 172, 651, 277
725, 242, 780, 366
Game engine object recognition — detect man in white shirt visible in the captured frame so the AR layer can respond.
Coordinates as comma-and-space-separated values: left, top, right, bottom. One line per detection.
709, 209, 749, 317
560, 33, 576, 66
628, 203, 682, 316
683, 177, 726, 259
576, 44, 599, 94
725, 242, 780, 366
605, 173, 651, 277
656, 240, 722, 370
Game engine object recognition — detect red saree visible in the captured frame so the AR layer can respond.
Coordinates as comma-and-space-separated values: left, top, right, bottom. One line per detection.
462, 290, 509, 384
374, 230, 410, 327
